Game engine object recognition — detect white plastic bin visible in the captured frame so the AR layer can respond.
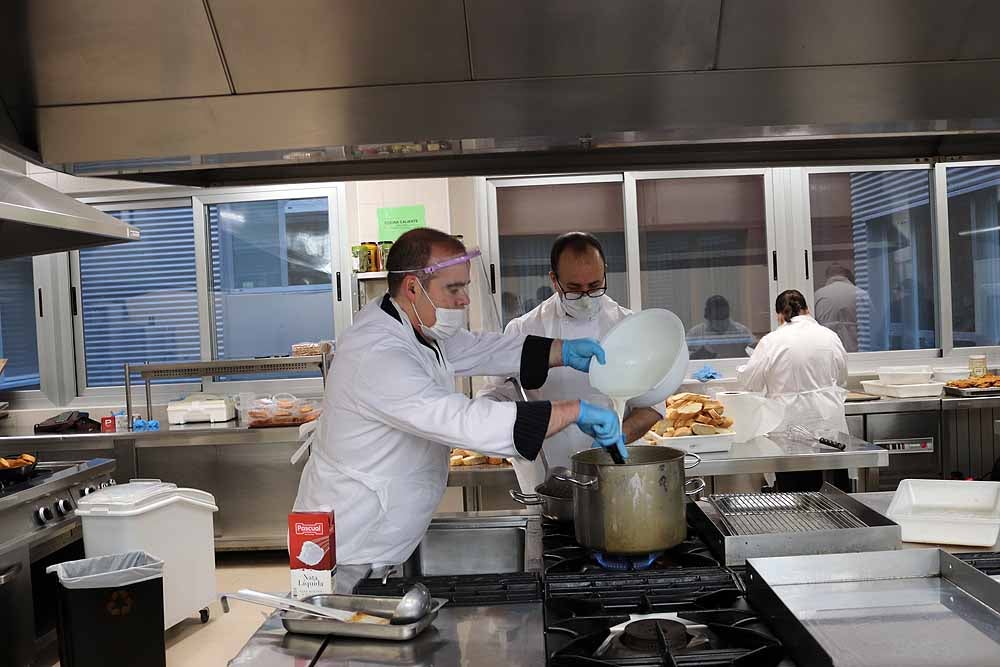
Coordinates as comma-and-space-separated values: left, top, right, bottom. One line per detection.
76, 479, 218, 629
887, 479, 1000, 547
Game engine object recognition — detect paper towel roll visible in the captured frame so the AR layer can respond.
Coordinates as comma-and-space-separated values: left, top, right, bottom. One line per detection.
716, 391, 785, 443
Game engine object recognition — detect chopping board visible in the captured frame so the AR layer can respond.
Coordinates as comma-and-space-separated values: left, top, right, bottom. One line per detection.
846, 391, 880, 402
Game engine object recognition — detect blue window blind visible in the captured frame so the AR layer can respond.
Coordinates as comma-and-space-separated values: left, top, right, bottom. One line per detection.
79, 206, 201, 386
0, 257, 40, 390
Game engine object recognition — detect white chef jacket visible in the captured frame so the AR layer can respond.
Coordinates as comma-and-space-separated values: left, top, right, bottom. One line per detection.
293, 294, 554, 568
737, 315, 849, 435
478, 293, 665, 493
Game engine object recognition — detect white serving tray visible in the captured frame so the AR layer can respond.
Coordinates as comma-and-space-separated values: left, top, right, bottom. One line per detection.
644, 430, 735, 453
860, 380, 944, 398
887, 479, 1000, 547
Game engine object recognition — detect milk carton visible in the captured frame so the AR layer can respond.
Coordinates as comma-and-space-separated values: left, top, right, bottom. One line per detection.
288, 510, 336, 599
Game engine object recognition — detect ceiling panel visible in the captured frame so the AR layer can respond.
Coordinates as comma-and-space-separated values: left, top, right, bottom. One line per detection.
466, 0, 721, 78
28, 0, 230, 105
717, 0, 1000, 69
207, 0, 470, 92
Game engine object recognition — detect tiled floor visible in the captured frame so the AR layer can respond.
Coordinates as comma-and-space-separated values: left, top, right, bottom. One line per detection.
36, 551, 289, 667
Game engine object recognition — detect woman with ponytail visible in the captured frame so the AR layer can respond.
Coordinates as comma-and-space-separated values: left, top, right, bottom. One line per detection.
737, 289, 850, 438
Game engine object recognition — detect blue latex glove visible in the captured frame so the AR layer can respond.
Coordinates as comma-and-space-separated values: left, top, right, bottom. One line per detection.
592, 435, 629, 462
576, 401, 622, 447
562, 338, 606, 372
692, 364, 722, 382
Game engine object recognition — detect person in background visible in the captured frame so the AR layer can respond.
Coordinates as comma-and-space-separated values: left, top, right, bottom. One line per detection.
685, 295, 755, 360
294, 228, 624, 592
479, 232, 665, 492
738, 289, 849, 491
813, 263, 876, 353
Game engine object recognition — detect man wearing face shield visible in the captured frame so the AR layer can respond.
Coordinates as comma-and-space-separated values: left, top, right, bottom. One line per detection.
479, 232, 665, 493
294, 228, 622, 591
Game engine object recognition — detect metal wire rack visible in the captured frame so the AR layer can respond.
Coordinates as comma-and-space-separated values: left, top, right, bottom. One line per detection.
708, 492, 868, 536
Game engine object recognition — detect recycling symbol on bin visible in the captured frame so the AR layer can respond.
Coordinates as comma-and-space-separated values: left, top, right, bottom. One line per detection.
106, 590, 133, 616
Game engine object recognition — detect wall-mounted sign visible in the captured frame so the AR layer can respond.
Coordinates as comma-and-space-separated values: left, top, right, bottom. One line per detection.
377, 205, 426, 242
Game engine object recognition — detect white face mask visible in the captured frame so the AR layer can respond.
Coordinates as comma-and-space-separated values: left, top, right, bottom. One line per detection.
415, 281, 467, 340
561, 294, 600, 320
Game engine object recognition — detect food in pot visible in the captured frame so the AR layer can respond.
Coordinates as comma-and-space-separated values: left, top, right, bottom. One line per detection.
649, 393, 734, 438
0, 453, 35, 468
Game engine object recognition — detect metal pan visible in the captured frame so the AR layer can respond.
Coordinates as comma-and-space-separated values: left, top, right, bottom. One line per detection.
281, 594, 448, 640
509, 478, 575, 522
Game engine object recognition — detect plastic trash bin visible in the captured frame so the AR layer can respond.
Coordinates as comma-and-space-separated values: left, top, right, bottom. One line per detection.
47, 551, 165, 667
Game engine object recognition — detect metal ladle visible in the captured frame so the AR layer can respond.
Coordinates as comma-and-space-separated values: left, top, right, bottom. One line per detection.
390, 582, 432, 624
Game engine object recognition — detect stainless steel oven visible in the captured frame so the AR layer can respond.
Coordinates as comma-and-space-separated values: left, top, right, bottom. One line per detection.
864, 412, 941, 492
0, 459, 114, 667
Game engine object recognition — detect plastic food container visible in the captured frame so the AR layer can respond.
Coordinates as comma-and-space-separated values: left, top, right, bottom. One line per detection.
860, 380, 944, 398
887, 479, 1000, 546
933, 367, 970, 382
877, 365, 933, 386
76, 480, 218, 628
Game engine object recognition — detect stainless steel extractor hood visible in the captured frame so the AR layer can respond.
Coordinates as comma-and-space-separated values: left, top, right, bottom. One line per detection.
5, 1, 1000, 184
0, 168, 140, 258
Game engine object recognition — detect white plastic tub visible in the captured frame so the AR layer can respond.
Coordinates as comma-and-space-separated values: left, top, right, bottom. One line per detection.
933, 367, 970, 382
887, 479, 1000, 547
76, 479, 218, 628
860, 380, 944, 398
877, 365, 933, 385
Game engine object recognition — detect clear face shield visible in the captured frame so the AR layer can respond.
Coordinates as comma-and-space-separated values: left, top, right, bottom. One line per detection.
387, 247, 503, 333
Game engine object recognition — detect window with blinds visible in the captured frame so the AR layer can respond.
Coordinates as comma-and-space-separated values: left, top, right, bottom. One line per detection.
78, 205, 201, 387
0, 257, 40, 390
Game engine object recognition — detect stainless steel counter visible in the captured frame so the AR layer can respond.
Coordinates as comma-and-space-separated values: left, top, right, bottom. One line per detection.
0, 420, 301, 449
228, 603, 545, 666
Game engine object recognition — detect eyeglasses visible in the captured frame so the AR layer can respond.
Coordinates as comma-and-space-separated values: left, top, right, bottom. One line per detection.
555, 272, 608, 301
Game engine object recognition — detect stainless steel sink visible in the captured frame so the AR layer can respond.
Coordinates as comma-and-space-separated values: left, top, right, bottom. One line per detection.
403, 511, 542, 576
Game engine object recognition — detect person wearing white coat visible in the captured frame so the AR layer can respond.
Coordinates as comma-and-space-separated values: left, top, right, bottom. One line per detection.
479, 232, 665, 493
293, 228, 624, 592
738, 289, 850, 436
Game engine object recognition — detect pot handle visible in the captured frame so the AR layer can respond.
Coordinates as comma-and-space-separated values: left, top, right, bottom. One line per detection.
508, 489, 543, 506
684, 477, 706, 497
683, 452, 702, 469
550, 466, 598, 490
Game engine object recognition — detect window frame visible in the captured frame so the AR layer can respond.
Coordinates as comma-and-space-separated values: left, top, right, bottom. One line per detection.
69, 183, 351, 402
935, 158, 1000, 364
798, 163, 942, 370
484, 173, 628, 328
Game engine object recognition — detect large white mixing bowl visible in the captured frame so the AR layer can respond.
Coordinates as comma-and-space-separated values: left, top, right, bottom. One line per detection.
589, 309, 689, 408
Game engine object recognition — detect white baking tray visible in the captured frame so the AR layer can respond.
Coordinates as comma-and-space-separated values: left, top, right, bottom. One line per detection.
860, 380, 944, 398
887, 479, 1000, 547
644, 430, 735, 453
877, 365, 933, 385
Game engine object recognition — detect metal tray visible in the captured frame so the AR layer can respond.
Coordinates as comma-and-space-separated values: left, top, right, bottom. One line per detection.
944, 385, 1000, 397
689, 483, 900, 566
280, 593, 448, 640
746, 548, 1000, 666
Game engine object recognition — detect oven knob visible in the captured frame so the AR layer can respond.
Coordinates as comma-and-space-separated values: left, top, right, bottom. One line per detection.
80, 486, 96, 497
36, 507, 54, 524
55, 499, 73, 516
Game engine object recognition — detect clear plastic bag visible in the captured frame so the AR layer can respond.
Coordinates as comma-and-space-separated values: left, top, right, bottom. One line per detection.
46, 551, 163, 590
246, 392, 320, 428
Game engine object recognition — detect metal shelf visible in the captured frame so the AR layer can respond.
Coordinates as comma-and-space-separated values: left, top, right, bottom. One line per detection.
124, 356, 328, 425
356, 271, 388, 280
130, 356, 324, 380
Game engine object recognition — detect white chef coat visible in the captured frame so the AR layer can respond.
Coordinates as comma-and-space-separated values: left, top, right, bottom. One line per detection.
294, 294, 552, 568
478, 293, 665, 493
737, 315, 849, 434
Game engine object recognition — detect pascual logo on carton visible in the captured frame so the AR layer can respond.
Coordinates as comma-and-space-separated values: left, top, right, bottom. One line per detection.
295, 522, 324, 536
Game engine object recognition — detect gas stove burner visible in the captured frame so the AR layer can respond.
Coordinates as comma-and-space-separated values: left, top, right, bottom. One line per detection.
620, 619, 690, 652
594, 551, 663, 571
0, 468, 53, 497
